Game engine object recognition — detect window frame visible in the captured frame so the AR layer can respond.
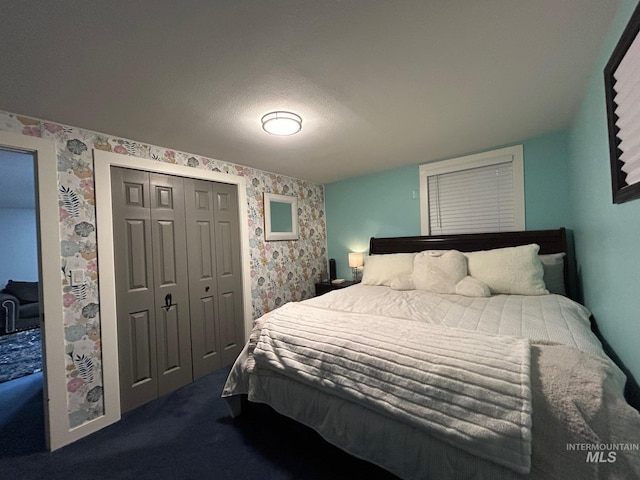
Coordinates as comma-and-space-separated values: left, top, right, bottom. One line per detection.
604, 1, 640, 204
419, 145, 525, 235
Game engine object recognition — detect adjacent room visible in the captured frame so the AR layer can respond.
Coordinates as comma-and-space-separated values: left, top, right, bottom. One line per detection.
0, 1, 639, 479
0, 149, 45, 456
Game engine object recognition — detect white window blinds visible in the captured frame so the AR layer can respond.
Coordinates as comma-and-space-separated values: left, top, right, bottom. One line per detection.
419, 145, 524, 235
612, 31, 640, 187
427, 161, 514, 235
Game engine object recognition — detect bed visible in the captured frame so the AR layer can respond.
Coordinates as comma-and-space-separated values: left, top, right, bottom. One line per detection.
222, 228, 640, 479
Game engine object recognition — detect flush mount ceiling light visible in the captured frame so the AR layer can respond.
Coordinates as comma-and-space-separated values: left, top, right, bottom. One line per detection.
261, 111, 302, 136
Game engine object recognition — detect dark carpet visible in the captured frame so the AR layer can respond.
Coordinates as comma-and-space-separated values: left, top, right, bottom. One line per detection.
0, 372, 46, 456
0, 329, 42, 383
0, 365, 399, 480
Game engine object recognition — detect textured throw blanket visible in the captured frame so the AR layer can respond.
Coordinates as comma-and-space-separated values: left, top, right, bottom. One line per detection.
250, 302, 533, 473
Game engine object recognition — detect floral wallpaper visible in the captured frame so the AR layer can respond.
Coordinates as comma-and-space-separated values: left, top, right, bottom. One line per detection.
0, 110, 327, 428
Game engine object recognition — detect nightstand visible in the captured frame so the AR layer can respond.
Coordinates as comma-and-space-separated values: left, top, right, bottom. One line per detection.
314, 281, 356, 296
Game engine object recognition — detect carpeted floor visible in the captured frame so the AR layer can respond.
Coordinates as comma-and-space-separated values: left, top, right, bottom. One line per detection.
0, 329, 42, 383
0, 365, 399, 480
0, 372, 46, 456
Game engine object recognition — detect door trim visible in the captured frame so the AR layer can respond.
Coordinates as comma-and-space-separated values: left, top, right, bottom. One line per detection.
0, 131, 68, 450
94, 150, 252, 428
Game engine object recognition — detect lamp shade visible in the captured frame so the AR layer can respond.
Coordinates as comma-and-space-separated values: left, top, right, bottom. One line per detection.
348, 252, 364, 268
261, 111, 302, 136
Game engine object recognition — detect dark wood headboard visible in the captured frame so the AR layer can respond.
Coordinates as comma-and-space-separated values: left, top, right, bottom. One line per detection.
369, 228, 574, 299
369, 228, 567, 255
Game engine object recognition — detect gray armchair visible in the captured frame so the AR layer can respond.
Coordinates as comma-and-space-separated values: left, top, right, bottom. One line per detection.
0, 280, 40, 336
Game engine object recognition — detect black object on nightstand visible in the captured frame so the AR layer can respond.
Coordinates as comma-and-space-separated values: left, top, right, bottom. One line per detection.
314, 281, 356, 296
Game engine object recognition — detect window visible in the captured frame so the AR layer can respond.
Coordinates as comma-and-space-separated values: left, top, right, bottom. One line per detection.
604, 1, 640, 204
419, 145, 524, 235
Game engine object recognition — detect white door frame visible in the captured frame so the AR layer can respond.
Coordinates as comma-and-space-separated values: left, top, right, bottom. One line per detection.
94, 149, 252, 429
0, 131, 68, 450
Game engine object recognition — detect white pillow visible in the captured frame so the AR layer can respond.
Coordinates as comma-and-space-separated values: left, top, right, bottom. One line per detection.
465, 244, 549, 295
455, 276, 491, 297
412, 250, 467, 294
361, 253, 416, 286
389, 275, 415, 291
539, 253, 566, 296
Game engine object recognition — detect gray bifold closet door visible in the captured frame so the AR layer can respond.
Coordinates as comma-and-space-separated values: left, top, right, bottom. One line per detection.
184, 179, 244, 378
111, 167, 243, 413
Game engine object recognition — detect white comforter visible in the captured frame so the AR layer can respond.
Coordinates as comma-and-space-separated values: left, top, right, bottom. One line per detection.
223, 286, 640, 480
303, 284, 603, 356
252, 302, 533, 473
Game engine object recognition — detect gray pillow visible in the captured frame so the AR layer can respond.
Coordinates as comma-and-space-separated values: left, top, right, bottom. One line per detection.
539, 253, 566, 296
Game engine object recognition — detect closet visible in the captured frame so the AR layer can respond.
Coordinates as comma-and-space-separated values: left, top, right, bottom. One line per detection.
111, 167, 244, 413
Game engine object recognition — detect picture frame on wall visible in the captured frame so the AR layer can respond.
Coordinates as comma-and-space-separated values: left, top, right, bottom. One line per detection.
604, 2, 640, 204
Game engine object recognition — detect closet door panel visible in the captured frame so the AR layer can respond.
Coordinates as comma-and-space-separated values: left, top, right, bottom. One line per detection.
218, 291, 237, 353
129, 310, 154, 384
197, 222, 214, 279
111, 167, 158, 413
150, 173, 193, 396
185, 178, 220, 379
158, 303, 181, 370
156, 220, 178, 285
212, 183, 244, 366
218, 222, 234, 276
201, 296, 217, 354
126, 220, 148, 289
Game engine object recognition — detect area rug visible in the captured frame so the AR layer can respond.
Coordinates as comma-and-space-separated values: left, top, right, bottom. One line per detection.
0, 329, 42, 383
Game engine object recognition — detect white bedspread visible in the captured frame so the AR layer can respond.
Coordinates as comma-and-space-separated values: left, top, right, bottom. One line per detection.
223, 286, 640, 480
251, 302, 533, 473
303, 284, 603, 356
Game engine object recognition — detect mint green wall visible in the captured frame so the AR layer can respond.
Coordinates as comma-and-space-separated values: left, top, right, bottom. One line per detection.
568, 0, 640, 381
523, 131, 572, 229
325, 164, 420, 280
325, 130, 572, 280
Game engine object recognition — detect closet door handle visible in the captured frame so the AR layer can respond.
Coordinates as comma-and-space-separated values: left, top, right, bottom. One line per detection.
163, 293, 172, 311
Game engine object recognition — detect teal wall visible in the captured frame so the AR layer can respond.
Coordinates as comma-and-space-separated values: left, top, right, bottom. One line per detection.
325, 164, 420, 280
325, 130, 572, 280
523, 130, 572, 229
568, 0, 640, 381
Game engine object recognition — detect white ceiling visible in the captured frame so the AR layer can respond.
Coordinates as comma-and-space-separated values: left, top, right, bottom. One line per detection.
0, 1, 619, 184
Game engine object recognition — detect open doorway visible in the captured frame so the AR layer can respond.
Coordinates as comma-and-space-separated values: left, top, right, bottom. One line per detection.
0, 131, 70, 451
0, 148, 45, 455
